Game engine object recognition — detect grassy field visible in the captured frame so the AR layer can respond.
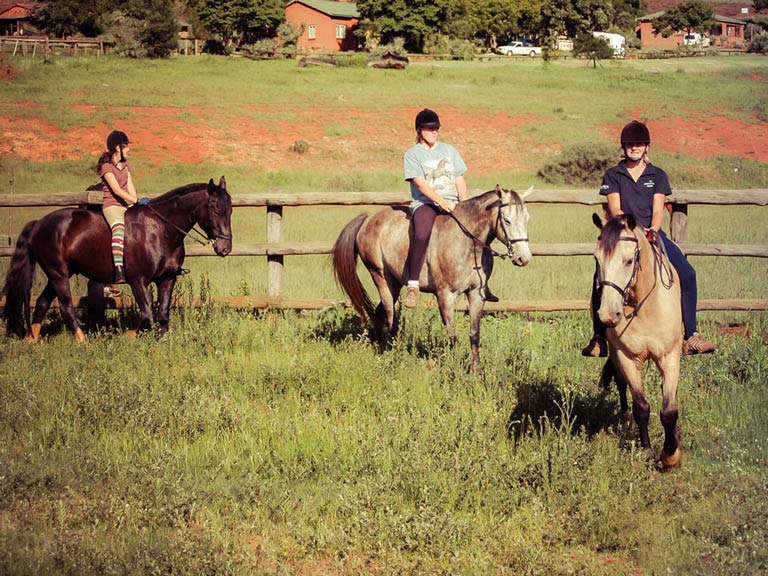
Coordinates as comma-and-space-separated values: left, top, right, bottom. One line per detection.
1, 54, 767, 574
1, 306, 767, 575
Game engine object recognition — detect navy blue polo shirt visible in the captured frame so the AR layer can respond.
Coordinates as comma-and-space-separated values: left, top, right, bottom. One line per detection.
599, 161, 672, 228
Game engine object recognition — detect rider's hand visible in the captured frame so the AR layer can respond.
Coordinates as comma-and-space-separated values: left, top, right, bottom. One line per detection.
441, 200, 456, 214
138, 197, 151, 206
645, 228, 658, 244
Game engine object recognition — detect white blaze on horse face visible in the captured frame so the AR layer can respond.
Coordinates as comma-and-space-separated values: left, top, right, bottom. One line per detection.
596, 238, 637, 326
500, 193, 531, 267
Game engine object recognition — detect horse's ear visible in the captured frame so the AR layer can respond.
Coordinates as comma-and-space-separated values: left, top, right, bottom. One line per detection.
592, 212, 606, 229
495, 184, 502, 197
519, 185, 534, 200
218, 175, 227, 192
625, 214, 637, 230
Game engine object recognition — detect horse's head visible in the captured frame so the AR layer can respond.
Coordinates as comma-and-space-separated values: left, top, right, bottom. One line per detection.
201, 176, 233, 257
492, 184, 532, 267
593, 213, 642, 326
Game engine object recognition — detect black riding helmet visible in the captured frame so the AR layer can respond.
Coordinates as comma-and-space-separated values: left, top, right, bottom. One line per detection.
620, 120, 650, 146
106, 130, 130, 151
415, 108, 441, 130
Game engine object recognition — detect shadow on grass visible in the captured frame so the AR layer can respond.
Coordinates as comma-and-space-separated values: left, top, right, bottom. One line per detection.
507, 376, 625, 442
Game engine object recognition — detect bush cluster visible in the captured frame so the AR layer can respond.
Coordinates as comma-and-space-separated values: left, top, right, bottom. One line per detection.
537, 142, 618, 186
748, 33, 768, 54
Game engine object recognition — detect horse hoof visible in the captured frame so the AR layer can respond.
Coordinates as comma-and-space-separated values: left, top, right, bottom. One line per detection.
125, 330, 138, 338
74, 328, 87, 345
661, 448, 682, 469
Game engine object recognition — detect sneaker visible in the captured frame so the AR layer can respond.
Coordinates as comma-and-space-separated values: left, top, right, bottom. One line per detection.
484, 288, 500, 303
581, 336, 607, 357
403, 286, 419, 308
683, 333, 717, 355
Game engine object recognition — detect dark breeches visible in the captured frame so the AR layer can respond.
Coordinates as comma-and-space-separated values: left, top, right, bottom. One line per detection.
406, 204, 439, 282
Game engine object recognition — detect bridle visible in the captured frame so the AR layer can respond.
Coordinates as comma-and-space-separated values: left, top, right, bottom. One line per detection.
596, 231, 674, 320
144, 195, 231, 247
449, 200, 529, 260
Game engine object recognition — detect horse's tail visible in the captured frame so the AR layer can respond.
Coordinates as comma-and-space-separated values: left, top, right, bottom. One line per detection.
332, 213, 376, 323
2, 220, 38, 338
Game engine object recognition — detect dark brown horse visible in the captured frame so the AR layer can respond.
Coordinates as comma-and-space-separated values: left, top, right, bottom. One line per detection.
3, 177, 233, 342
332, 186, 532, 372
593, 213, 682, 468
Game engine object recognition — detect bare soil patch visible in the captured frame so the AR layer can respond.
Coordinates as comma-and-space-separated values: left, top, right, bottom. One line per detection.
1, 104, 766, 175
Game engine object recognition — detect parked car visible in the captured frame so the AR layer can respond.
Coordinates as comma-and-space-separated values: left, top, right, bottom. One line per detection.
497, 42, 542, 57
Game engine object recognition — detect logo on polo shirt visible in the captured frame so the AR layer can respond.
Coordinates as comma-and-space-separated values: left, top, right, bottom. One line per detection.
643, 180, 655, 188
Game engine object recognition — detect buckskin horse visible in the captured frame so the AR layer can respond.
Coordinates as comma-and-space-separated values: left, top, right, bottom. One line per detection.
332, 186, 532, 372
593, 213, 683, 468
3, 177, 233, 342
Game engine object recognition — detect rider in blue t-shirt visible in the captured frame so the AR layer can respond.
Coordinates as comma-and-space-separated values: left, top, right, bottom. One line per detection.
402, 108, 498, 308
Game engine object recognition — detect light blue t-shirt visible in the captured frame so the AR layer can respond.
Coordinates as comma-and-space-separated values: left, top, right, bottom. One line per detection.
404, 141, 467, 210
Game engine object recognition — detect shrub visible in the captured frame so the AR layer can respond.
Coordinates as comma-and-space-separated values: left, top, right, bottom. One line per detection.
537, 142, 618, 186
748, 33, 768, 54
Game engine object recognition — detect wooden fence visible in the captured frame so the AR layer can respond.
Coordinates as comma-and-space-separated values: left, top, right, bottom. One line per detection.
0, 37, 113, 57
1, 189, 767, 312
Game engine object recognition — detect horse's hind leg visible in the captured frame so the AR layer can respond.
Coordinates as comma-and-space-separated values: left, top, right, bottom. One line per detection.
369, 271, 398, 344
600, 359, 632, 428
40, 275, 85, 343
28, 281, 58, 342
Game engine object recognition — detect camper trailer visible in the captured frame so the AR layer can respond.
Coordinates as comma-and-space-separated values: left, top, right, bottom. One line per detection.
592, 32, 626, 58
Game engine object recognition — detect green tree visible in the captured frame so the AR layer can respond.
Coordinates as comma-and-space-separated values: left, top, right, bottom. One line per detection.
356, 0, 454, 52
652, 0, 714, 37
32, 0, 112, 37
540, 0, 615, 39
573, 31, 616, 66
188, 0, 283, 49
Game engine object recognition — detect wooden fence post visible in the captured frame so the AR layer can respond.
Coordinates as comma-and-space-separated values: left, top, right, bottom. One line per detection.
669, 203, 688, 244
267, 205, 284, 298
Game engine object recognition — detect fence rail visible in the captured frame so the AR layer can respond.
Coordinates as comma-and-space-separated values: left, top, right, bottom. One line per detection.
1, 189, 766, 312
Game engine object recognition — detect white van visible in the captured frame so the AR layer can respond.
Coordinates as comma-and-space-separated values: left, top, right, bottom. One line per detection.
592, 32, 626, 58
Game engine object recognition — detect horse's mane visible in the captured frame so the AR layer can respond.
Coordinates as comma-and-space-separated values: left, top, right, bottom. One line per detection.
150, 182, 209, 205
463, 188, 524, 215
599, 216, 634, 256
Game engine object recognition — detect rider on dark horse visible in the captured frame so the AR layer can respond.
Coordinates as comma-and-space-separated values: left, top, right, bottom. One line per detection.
97, 130, 140, 284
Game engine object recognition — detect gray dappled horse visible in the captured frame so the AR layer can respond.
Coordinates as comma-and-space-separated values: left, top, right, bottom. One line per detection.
332, 186, 532, 372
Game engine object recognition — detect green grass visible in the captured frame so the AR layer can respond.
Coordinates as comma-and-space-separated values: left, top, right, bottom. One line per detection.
1, 308, 766, 574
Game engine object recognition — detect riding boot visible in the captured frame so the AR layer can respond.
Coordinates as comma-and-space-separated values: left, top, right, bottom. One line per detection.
485, 287, 500, 302
113, 264, 126, 284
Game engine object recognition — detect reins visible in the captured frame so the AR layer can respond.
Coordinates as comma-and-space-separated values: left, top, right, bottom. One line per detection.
597, 231, 675, 320
448, 201, 528, 260
142, 196, 230, 247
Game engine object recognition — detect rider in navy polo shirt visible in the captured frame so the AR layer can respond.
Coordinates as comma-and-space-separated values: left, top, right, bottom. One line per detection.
582, 120, 717, 357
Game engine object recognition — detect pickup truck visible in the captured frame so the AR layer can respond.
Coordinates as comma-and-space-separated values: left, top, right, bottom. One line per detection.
497, 42, 542, 57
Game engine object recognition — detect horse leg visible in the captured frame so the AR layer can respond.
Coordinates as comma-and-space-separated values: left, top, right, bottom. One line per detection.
369, 271, 397, 345
43, 274, 85, 343
153, 277, 177, 337
656, 353, 682, 469
129, 282, 154, 333
465, 289, 486, 373
600, 359, 631, 428
613, 353, 654, 460
27, 281, 58, 342
436, 291, 458, 348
